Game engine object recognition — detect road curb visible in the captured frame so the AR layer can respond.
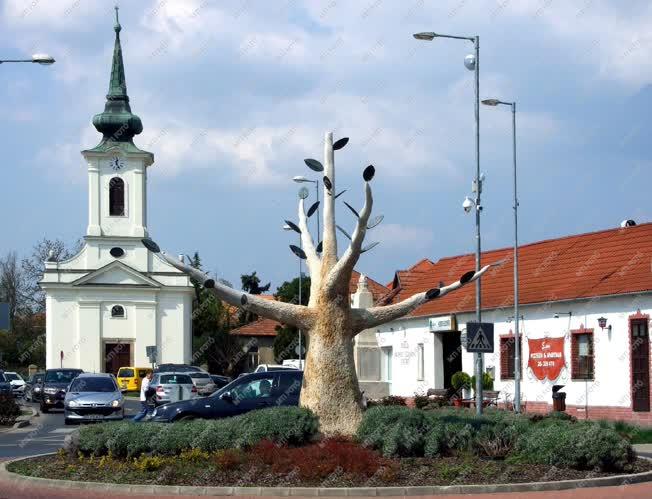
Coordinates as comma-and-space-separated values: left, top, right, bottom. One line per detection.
12, 405, 37, 429
2, 454, 652, 496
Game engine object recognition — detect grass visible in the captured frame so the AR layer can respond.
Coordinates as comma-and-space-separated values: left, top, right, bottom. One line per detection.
606, 420, 652, 444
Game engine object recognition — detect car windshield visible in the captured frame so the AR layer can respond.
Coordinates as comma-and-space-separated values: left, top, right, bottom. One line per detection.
190, 373, 210, 379
5, 373, 19, 381
117, 368, 134, 378
159, 374, 192, 384
69, 377, 117, 393
45, 370, 81, 383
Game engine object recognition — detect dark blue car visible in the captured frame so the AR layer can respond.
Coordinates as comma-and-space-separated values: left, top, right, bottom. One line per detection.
149, 370, 302, 422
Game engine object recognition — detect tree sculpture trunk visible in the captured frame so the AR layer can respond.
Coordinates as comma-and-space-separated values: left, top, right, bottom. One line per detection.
143, 131, 498, 435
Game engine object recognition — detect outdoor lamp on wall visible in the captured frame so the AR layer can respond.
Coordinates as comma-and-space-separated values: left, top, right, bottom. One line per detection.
597, 316, 611, 332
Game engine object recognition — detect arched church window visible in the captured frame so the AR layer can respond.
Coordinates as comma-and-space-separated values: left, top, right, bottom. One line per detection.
109, 177, 125, 216
111, 305, 125, 318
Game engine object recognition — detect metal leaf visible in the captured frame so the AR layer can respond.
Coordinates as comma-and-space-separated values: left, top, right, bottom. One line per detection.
361, 241, 379, 253
363, 164, 375, 182
367, 215, 384, 229
343, 201, 359, 218
336, 225, 351, 240
460, 270, 476, 284
425, 288, 441, 300
204, 279, 215, 289
306, 201, 320, 218
304, 158, 324, 172
290, 244, 307, 260
333, 137, 349, 150
334, 189, 347, 199
240, 294, 248, 306
284, 220, 301, 234
141, 238, 160, 253
323, 176, 332, 191
316, 241, 323, 253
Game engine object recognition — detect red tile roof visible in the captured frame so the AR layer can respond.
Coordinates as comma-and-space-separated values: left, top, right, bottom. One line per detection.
385, 223, 652, 318
231, 272, 389, 337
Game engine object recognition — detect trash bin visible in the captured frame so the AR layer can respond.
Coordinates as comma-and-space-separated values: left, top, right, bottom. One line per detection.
552, 384, 566, 411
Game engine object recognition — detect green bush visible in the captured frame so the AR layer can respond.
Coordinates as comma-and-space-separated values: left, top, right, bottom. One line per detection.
451, 372, 471, 391
413, 394, 430, 410
357, 406, 429, 457
470, 372, 494, 391
515, 421, 633, 471
366, 395, 408, 408
76, 406, 319, 457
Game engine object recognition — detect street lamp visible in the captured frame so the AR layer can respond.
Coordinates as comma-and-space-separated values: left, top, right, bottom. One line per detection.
293, 175, 320, 239
482, 97, 520, 413
414, 30, 485, 415
0, 53, 56, 65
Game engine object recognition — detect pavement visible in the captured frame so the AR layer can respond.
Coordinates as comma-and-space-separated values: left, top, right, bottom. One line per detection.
1, 402, 651, 498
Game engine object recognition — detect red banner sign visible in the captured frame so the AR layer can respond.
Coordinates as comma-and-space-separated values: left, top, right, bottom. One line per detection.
527, 337, 565, 381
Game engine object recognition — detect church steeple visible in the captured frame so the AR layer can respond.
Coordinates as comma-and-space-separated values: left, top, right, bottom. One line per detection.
92, 6, 143, 146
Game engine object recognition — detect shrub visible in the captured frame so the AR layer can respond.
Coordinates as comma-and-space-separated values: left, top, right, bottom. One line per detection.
451, 372, 471, 391
367, 396, 408, 408
357, 406, 429, 457
231, 406, 318, 448
413, 394, 430, 410
152, 420, 207, 455
470, 372, 494, 391
77, 424, 111, 456
515, 421, 633, 471
0, 394, 21, 426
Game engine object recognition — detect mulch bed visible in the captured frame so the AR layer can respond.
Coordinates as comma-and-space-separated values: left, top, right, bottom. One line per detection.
8, 450, 652, 488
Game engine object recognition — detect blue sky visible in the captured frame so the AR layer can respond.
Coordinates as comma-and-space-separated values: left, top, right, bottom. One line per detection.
1, 0, 650, 290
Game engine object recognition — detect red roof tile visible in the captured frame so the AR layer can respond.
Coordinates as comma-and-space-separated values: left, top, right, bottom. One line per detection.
386, 223, 652, 318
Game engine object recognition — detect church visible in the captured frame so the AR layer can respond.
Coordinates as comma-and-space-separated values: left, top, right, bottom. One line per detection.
40, 11, 193, 373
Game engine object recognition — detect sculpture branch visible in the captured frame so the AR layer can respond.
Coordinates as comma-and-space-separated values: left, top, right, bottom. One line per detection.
298, 198, 322, 307
149, 243, 315, 330
326, 182, 373, 290
351, 263, 496, 331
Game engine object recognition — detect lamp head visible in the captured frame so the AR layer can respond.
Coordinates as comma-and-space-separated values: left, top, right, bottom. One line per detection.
413, 32, 437, 41
32, 53, 55, 65
464, 54, 476, 71
482, 99, 501, 106
293, 175, 308, 183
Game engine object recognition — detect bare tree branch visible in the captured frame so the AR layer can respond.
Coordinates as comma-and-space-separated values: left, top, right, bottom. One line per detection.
320, 132, 338, 277
351, 263, 496, 331
154, 248, 315, 330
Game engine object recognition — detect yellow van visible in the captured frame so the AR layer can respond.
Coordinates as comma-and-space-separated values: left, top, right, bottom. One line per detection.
116, 367, 150, 392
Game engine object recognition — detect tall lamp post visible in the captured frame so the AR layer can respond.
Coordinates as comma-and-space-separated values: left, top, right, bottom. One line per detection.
414, 31, 484, 415
293, 176, 320, 238
482, 98, 520, 412
0, 54, 55, 65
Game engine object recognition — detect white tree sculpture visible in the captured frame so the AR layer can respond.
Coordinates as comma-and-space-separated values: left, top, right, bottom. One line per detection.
143, 132, 497, 435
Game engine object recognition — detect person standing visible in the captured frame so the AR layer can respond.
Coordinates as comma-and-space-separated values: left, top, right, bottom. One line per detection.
133, 371, 153, 422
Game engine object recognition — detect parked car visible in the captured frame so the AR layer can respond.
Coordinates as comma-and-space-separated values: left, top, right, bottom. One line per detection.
63, 373, 124, 425
40, 368, 84, 412
24, 372, 45, 402
254, 364, 298, 373
153, 364, 205, 374
149, 372, 198, 406
116, 366, 150, 392
0, 371, 12, 397
149, 370, 303, 422
211, 375, 231, 389
3, 372, 25, 397
188, 371, 214, 395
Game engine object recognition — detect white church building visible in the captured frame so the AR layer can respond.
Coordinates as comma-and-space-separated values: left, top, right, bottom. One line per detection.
40, 13, 193, 373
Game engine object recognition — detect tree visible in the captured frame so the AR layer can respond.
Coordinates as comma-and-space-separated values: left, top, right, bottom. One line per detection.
273, 325, 306, 363
143, 132, 496, 435
238, 271, 271, 324
21, 238, 81, 312
275, 275, 310, 306
0, 252, 28, 330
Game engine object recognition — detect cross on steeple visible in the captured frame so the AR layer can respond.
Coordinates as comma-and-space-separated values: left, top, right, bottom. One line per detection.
114, 4, 121, 32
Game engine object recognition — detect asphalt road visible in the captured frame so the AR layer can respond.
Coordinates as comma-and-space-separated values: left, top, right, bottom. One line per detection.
0, 398, 142, 459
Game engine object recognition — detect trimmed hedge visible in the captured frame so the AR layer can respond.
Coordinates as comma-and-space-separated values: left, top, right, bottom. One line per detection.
357, 407, 633, 471
75, 406, 318, 458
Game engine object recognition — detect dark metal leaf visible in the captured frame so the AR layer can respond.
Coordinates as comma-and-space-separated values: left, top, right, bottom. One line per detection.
307, 201, 320, 218
316, 241, 323, 253
141, 238, 160, 253
240, 294, 248, 306
363, 164, 375, 182
323, 176, 332, 191
290, 244, 307, 260
343, 201, 359, 218
460, 270, 476, 284
425, 288, 441, 300
361, 241, 379, 253
367, 215, 384, 229
334, 189, 347, 199
304, 158, 324, 172
336, 225, 351, 240
333, 137, 349, 150
284, 220, 301, 234
204, 279, 215, 289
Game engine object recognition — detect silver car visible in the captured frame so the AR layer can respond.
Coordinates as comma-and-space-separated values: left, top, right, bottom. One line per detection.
150, 372, 198, 406
188, 371, 213, 395
64, 373, 124, 425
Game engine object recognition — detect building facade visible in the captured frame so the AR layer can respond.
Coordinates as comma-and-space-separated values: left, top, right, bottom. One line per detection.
40, 13, 193, 373
356, 223, 652, 424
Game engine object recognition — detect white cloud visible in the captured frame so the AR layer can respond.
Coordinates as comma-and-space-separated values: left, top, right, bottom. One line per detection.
373, 223, 434, 251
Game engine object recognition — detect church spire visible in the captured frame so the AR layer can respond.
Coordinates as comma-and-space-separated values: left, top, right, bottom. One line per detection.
92, 5, 143, 145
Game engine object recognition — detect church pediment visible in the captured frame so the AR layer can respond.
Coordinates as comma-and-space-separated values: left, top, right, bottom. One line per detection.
71, 261, 160, 288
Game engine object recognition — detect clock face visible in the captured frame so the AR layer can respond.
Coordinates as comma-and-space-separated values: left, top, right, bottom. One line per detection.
110, 156, 125, 171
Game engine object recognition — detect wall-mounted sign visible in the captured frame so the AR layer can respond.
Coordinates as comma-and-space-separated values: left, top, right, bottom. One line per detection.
429, 315, 457, 332
528, 337, 565, 381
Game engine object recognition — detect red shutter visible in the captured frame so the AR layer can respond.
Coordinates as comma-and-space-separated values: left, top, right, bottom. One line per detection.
571, 334, 579, 380
500, 338, 510, 379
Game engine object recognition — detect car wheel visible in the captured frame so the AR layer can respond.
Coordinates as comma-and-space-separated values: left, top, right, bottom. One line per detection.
40, 404, 48, 413
175, 414, 195, 422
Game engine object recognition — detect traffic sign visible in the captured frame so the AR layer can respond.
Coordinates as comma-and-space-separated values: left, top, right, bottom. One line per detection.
146, 345, 157, 363
466, 322, 494, 353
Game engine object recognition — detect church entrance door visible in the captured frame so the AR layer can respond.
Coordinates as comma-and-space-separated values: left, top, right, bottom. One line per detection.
104, 342, 131, 375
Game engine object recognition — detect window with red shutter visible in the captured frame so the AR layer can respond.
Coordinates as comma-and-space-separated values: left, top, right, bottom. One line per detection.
500, 336, 521, 380
571, 332, 594, 380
